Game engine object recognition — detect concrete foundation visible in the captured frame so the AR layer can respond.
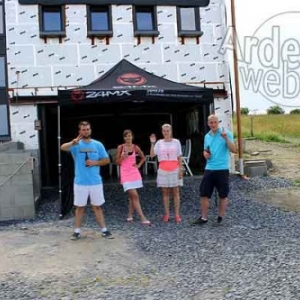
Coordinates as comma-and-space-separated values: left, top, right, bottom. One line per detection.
244, 160, 268, 177
0, 151, 35, 221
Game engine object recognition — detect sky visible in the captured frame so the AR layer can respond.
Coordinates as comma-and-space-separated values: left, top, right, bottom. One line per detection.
225, 0, 300, 114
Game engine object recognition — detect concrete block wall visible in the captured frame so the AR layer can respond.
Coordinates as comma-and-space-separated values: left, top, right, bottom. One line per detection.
0, 153, 35, 221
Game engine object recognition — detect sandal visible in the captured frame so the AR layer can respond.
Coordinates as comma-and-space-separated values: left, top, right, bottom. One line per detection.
163, 215, 169, 222
126, 217, 133, 222
175, 215, 181, 223
141, 220, 151, 226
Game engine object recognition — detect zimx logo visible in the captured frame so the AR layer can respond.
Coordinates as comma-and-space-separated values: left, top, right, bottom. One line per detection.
220, 11, 300, 108
86, 91, 131, 98
71, 89, 85, 102
117, 73, 147, 86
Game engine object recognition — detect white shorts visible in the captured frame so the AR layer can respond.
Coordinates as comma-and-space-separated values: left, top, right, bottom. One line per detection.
74, 184, 105, 207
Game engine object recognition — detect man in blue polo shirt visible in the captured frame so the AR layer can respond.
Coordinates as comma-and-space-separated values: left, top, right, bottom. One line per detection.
193, 114, 236, 225
61, 121, 113, 240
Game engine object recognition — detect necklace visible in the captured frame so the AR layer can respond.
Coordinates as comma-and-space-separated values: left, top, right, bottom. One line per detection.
164, 141, 170, 160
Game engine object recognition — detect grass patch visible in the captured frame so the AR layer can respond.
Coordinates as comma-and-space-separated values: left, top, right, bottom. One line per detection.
254, 132, 288, 143
294, 179, 300, 186
233, 114, 300, 143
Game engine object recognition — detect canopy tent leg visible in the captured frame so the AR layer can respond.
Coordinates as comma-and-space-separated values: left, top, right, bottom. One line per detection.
57, 104, 63, 219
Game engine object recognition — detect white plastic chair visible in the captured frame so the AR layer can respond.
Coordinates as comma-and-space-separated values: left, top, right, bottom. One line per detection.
107, 148, 120, 177
182, 139, 193, 176
143, 155, 158, 175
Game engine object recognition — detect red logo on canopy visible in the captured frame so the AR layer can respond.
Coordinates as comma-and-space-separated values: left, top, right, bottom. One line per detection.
71, 90, 85, 102
117, 73, 147, 86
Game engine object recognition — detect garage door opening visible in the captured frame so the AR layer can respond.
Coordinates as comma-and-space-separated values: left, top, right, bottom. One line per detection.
38, 101, 210, 189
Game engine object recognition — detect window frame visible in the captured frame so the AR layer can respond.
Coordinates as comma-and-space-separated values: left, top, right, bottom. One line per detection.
39, 5, 66, 38
176, 7, 203, 37
0, 5, 4, 35
133, 6, 159, 37
0, 56, 6, 88
87, 5, 113, 37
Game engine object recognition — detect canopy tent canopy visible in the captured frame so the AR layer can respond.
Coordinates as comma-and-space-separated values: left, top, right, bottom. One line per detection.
58, 59, 214, 106
57, 59, 215, 218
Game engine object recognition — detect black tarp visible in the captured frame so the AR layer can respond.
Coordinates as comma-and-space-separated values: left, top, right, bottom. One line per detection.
19, 0, 210, 6
59, 59, 214, 106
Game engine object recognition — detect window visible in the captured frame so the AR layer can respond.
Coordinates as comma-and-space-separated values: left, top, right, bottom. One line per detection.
39, 5, 66, 37
0, 57, 5, 87
133, 6, 159, 37
177, 7, 203, 37
87, 6, 113, 37
0, 104, 9, 137
0, 6, 3, 35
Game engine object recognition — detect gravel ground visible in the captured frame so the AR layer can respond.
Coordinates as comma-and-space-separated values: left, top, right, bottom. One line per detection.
1, 175, 300, 300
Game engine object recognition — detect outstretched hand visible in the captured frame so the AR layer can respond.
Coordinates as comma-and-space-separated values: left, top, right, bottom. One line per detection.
221, 127, 227, 140
150, 134, 156, 143
71, 134, 82, 145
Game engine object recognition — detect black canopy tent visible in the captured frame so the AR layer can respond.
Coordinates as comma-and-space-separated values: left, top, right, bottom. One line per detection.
59, 59, 213, 105
57, 59, 214, 217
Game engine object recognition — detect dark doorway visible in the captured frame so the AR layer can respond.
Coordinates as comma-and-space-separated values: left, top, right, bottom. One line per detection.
38, 103, 59, 188
39, 101, 209, 188
60, 111, 172, 153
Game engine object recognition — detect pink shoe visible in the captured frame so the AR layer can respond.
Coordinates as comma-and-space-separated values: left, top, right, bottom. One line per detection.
175, 215, 181, 223
141, 220, 151, 226
163, 215, 169, 222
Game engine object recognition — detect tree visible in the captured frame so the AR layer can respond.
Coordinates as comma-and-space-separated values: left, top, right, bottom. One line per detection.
241, 107, 250, 115
290, 109, 300, 114
267, 105, 285, 115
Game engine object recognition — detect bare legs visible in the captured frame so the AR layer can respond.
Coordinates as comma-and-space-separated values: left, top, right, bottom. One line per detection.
74, 206, 85, 229
200, 196, 228, 219
127, 189, 148, 222
127, 198, 134, 220
92, 205, 107, 229
162, 188, 170, 217
173, 187, 180, 217
218, 197, 228, 218
200, 197, 210, 219
162, 187, 181, 221
74, 205, 107, 229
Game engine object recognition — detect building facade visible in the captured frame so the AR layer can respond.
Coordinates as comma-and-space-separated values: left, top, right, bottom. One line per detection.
5, 0, 233, 185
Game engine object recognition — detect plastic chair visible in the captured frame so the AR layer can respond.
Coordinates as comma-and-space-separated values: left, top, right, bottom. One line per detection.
182, 139, 193, 176
143, 155, 158, 175
107, 148, 120, 177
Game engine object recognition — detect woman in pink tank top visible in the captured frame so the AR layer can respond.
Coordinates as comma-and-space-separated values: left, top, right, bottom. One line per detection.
116, 129, 150, 225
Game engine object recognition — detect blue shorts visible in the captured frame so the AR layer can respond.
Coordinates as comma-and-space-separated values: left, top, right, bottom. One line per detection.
200, 170, 229, 199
